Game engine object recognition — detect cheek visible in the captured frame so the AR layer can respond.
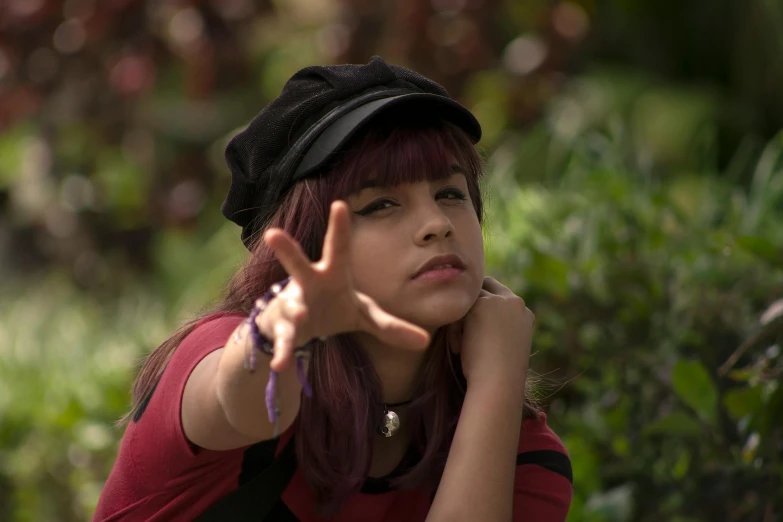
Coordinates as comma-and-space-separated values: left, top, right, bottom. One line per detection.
474, 223, 485, 271
457, 212, 485, 272
348, 231, 398, 295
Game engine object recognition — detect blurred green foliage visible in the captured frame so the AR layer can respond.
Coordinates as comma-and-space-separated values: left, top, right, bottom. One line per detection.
2, 0, 783, 521
485, 119, 783, 520
0, 231, 244, 521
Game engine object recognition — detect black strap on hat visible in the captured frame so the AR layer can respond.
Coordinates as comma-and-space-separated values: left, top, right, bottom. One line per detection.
221, 56, 482, 249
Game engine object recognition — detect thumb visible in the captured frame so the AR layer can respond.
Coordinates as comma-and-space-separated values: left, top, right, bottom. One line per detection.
374, 312, 431, 351
359, 297, 430, 350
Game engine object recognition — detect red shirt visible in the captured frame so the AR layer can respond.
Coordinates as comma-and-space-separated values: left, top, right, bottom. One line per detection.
94, 313, 572, 521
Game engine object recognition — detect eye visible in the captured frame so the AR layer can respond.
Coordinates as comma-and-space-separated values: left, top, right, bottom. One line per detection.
437, 188, 467, 201
354, 199, 398, 216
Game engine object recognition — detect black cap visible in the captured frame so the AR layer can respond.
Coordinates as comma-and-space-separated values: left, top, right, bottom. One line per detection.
222, 56, 482, 248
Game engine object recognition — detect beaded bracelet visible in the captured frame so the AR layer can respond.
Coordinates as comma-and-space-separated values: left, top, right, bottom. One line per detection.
243, 276, 317, 437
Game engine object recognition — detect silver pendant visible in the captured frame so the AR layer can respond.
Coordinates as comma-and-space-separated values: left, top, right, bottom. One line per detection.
380, 409, 401, 438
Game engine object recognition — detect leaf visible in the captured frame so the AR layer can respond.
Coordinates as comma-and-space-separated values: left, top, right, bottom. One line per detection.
0, 123, 35, 188
671, 360, 718, 422
672, 448, 691, 479
735, 235, 782, 266
723, 387, 764, 421
643, 411, 702, 437
727, 369, 756, 382
526, 250, 570, 296
760, 385, 783, 435
584, 483, 634, 521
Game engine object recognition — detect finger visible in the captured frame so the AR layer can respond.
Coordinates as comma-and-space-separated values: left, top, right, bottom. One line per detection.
471, 289, 492, 302
264, 228, 314, 283
359, 300, 431, 350
270, 320, 297, 372
321, 201, 352, 268
254, 295, 308, 365
481, 276, 516, 297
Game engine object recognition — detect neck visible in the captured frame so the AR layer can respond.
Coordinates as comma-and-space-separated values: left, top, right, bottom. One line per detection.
352, 330, 434, 404
356, 329, 441, 472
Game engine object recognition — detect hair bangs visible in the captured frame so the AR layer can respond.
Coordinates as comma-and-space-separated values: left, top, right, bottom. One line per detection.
327, 117, 483, 204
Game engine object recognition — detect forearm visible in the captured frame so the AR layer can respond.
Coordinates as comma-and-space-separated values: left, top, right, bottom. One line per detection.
215, 320, 303, 439
426, 377, 526, 522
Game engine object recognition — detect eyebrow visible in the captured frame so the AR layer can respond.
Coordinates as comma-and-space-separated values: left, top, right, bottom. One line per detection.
357, 165, 467, 191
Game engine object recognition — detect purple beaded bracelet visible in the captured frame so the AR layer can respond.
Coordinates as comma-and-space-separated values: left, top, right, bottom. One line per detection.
244, 276, 315, 436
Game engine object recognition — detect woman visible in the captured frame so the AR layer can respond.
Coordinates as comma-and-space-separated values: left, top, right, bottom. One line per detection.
94, 56, 573, 521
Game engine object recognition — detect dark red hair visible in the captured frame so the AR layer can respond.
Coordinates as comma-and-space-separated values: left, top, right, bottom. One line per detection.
123, 115, 539, 515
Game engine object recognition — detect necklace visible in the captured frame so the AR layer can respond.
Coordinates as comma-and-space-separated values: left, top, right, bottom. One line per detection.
378, 399, 413, 438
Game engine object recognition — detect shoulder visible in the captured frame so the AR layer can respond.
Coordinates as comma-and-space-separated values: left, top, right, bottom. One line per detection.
519, 412, 570, 457
153, 311, 247, 397
183, 311, 248, 351
133, 311, 248, 424
97, 313, 251, 518
130, 311, 248, 453
517, 412, 572, 482
168, 311, 247, 369
513, 412, 573, 520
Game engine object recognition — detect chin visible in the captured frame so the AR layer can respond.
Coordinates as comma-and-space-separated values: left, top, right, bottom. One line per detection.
401, 294, 475, 331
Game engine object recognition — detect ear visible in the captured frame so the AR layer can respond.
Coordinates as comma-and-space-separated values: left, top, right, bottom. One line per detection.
446, 320, 464, 355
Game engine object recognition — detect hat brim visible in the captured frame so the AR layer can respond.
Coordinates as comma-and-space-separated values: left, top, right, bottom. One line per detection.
292, 93, 482, 180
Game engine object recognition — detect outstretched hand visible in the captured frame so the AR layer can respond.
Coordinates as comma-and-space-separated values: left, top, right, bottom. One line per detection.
256, 200, 431, 372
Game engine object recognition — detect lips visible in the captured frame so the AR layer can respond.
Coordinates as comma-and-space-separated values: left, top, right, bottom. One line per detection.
412, 254, 467, 279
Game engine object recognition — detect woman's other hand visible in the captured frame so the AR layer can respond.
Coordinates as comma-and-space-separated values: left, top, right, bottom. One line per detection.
258, 200, 431, 372
449, 277, 533, 389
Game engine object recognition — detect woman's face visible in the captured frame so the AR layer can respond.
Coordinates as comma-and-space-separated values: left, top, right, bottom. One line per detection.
345, 165, 484, 332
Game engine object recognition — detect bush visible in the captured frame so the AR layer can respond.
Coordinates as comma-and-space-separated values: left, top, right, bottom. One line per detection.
0, 225, 244, 522
484, 131, 783, 521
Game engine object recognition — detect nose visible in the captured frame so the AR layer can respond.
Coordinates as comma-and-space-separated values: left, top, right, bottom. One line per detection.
413, 200, 454, 245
